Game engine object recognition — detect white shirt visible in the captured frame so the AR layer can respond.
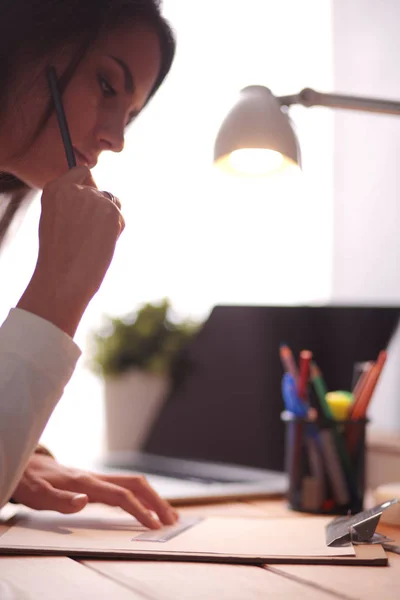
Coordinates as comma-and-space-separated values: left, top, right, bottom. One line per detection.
0, 308, 81, 507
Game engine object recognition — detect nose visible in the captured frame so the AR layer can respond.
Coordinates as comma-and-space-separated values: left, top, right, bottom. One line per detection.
97, 114, 125, 154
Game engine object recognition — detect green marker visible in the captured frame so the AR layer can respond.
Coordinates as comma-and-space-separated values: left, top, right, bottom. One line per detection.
310, 362, 332, 418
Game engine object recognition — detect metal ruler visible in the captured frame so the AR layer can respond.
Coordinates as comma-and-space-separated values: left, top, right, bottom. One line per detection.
132, 517, 203, 543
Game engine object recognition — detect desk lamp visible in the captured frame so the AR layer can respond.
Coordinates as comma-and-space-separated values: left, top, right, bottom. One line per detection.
214, 86, 400, 176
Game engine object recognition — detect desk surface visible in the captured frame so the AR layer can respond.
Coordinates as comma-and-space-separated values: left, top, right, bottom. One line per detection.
0, 498, 399, 600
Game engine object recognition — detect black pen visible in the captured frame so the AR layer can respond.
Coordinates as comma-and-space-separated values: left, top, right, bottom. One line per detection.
46, 65, 76, 169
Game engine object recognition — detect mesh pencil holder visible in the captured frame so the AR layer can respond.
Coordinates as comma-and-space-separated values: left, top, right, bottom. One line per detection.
281, 411, 368, 515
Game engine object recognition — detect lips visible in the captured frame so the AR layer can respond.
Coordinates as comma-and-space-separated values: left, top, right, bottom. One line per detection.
73, 147, 97, 169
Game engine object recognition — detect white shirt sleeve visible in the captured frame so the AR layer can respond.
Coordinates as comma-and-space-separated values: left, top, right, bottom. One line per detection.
0, 308, 81, 507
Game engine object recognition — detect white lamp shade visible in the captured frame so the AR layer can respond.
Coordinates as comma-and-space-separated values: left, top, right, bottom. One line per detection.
214, 85, 301, 176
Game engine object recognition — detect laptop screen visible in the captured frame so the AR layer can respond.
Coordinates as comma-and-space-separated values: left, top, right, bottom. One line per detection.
143, 305, 400, 472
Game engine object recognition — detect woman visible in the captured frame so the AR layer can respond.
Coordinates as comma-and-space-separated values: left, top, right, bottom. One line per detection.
0, 0, 179, 529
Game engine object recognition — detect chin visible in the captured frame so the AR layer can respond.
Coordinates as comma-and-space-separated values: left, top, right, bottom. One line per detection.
9, 146, 71, 189
16, 165, 66, 190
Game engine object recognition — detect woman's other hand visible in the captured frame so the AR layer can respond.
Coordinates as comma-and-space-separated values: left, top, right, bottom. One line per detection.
17, 165, 124, 337
10, 453, 179, 530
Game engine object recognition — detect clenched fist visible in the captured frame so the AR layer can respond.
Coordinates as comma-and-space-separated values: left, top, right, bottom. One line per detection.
18, 166, 124, 336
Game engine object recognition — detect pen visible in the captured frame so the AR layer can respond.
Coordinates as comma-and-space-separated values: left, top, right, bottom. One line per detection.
298, 349, 312, 400
282, 373, 326, 510
318, 429, 351, 506
351, 360, 373, 391
46, 65, 76, 169
351, 350, 387, 419
304, 436, 325, 510
346, 351, 387, 460
282, 373, 308, 418
349, 361, 373, 417
310, 362, 356, 503
281, 374, 306, 505
309, 362, 331, 419
279, 344, 298, 383
308, 386, 324, 420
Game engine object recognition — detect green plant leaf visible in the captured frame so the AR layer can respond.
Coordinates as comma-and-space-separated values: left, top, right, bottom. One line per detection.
86, 298, 202, 379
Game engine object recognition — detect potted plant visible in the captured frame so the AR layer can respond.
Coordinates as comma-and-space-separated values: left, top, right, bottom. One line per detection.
87, 298, 201, 454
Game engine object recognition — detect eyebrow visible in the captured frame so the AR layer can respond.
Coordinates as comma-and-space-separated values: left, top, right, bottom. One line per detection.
108, 55, 135, 95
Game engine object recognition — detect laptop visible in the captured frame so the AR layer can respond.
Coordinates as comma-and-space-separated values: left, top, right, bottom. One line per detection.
101, 304, 400, 503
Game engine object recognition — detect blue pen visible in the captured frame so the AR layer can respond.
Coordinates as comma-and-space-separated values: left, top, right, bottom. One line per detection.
283, 374, 355, 507
282, 373, 328, 509
282, 373, 308, 418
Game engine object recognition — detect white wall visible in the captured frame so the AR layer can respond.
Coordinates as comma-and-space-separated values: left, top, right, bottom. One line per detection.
332, 0, 400, 431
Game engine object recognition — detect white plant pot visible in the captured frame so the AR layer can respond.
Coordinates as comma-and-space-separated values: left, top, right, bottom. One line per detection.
104, 368, 170, 453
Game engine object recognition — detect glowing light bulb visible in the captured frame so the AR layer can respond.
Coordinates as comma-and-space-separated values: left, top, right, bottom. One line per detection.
229, 148, 284, 175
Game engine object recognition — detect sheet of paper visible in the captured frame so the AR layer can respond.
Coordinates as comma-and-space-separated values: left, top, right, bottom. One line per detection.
0, 504, 354, 560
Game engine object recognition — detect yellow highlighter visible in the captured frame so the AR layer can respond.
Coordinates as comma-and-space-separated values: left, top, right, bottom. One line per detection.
325, 391, 354, 420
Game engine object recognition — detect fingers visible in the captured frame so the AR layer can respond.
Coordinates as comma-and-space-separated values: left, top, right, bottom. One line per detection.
14, 469, 178, 529
66, 473, 164, 530
98, 191, 124, 234
43, 167, 123, 232
16, 478, 88, 514
98, 474, 179, 526
44, 165, 97, 190
101, 191, 122, 210
62, 165, 97, 188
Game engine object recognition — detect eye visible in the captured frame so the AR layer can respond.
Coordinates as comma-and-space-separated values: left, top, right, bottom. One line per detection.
98, 74, 116, 98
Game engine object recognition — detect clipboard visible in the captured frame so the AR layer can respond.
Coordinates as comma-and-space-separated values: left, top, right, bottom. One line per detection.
0, 504, 388, 566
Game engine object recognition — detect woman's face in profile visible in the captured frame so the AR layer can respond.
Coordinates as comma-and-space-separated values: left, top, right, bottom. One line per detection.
1, 21, 161, 188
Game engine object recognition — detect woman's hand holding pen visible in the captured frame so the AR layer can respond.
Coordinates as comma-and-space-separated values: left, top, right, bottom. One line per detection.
10, 453, 179, 530
17, 165, 124, 337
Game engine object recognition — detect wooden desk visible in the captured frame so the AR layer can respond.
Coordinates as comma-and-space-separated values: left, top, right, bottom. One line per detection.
0, 498, 399, 599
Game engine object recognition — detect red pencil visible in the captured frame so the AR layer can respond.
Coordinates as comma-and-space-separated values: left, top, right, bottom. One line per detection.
298, 350, 312, 400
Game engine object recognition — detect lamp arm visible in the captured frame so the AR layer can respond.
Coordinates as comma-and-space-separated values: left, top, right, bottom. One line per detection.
277, 87, 400, 116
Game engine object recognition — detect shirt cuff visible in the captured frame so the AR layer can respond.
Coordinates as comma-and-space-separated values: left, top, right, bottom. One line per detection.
0, 308, 81, 384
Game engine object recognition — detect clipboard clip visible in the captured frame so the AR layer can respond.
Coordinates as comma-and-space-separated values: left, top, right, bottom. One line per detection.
326, 498, 398, 547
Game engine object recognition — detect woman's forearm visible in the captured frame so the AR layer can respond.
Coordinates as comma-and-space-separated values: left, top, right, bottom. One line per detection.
0, 308, 80, 507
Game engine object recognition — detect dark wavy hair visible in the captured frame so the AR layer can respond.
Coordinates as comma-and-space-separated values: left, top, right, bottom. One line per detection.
0, 0, 175, 247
